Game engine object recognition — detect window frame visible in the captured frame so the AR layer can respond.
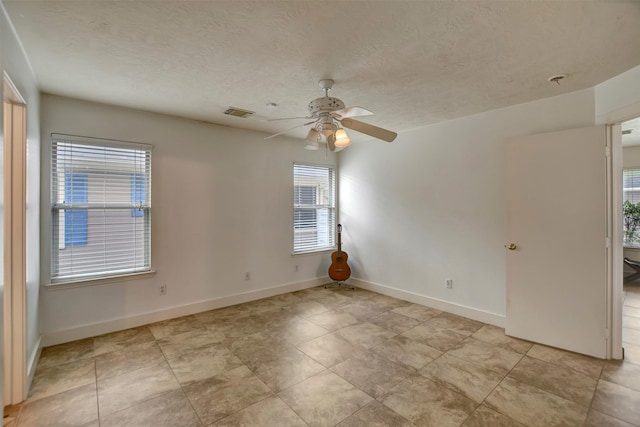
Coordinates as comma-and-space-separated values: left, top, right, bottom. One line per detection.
50, 134, 153, 284
623, 167, 640, 248
292, 162, 336, 254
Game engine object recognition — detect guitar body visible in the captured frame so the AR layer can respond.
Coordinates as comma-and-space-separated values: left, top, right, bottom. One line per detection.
329, 251, 351, 281
328, 224, 351, 282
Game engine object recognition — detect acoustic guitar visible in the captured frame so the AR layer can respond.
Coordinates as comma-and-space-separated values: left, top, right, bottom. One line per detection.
328, 224, 351, 282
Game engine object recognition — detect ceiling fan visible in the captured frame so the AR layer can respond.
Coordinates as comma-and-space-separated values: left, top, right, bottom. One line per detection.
264, 79, 397, 151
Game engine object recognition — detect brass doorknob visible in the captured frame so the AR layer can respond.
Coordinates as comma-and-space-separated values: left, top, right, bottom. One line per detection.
505, 243, 517, 251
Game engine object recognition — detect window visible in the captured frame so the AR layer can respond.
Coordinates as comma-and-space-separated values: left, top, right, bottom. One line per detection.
64, 173, 88, 246
51, 134, 152, 282
131, 173, 145, 217
293, 186, 317, 228
293, 163, 335, 253
624, 168, 640, 247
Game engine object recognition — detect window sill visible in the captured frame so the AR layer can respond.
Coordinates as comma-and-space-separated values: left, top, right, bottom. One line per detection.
44, 270, 156, 291
292, 248, 335, 256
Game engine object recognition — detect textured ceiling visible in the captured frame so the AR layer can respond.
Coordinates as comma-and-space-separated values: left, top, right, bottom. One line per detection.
4, 1, 640, 142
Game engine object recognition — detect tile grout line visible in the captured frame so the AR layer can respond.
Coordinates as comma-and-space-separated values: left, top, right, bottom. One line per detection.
285, 297, 406, 425
468, 347, 529, 426
94, 330, 181, 424
93, 357, 101, 427
582, 356, 607, 426
488, 344, 613, 426
164, 304, 320, 425
588, 364, 640, 427
157, 328, 209, 427
244, 289, 368, 425
324, 302, 415, 426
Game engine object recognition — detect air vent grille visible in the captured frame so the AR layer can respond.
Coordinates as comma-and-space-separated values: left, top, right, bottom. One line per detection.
224, 107, 254, 118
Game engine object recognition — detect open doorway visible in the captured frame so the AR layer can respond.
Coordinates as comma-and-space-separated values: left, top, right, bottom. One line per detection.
620, 116, 640, 363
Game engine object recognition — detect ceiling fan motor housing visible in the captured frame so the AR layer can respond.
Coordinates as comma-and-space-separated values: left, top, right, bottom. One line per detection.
308, 97, 345, 116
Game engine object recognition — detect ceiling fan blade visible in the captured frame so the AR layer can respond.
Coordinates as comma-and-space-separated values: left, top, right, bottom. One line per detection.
264, 120, 318, 140
341, 118, 397, 142
332, 106, 373, 119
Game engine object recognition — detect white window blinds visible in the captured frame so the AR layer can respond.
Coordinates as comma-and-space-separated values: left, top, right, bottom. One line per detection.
51, 134, 152, 282
623, 168, 640, 247
624, 169, 640, 205
293, 163, 336, 253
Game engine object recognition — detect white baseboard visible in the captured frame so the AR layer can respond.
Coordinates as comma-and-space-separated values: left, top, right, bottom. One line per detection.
42, 276, 505, 347
349, 278, 505, 328
27, 336, 43, 394
42, 277, 329, 347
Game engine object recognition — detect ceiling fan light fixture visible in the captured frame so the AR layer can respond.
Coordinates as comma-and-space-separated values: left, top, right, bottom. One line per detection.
327, 134, 336, 152
321, 128, 334, 140
305, 128, 320, 142
304, 140, 320, 150
334, 128, 352, 148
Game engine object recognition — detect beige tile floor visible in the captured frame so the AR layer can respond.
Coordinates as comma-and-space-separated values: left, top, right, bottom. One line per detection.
4, 285, 640, 426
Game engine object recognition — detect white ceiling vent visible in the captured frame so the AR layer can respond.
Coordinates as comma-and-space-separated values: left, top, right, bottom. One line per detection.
224, 107, 255, 118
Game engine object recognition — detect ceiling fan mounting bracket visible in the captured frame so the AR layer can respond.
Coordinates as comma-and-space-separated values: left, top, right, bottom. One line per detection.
318, 79, 334, 94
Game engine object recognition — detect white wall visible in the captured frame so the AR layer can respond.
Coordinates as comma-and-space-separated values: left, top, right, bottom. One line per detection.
623, 146, 640, 169
339, 88, 595, 323
40, 95, 336, 344
35, 50, 640, 348
1, 3, 41, 388
595, 64, 640, 124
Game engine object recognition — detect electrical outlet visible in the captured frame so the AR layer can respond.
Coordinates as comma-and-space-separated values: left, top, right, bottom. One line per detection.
160, 284, 167, 295
445, 279, 453, 289
244, 272, 251, 281
294, 264, 299, 272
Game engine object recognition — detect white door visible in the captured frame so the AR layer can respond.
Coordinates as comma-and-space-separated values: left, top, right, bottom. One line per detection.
506, 125, 609, 358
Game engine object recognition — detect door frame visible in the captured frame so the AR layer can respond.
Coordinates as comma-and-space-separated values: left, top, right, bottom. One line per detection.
608, 123, 623, 360
3, 72, 27, 405
599, 100, 640, 360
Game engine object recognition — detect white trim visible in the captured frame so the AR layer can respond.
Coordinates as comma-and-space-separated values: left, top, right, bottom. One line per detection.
26, 336, 42, 394
51, 133, 151, 151
2, 72, 26, 105
0, 6, 39, 83
606, 108, 640, 360
596, 100, 640, 126
42, 276, 330, 346
44, 270, 157, 290
609, 124, 624, 360
349, 277, 505, 328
